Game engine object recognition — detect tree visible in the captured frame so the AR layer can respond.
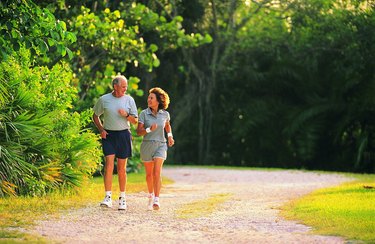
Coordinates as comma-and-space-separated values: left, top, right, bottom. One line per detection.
224, 0, 375, 171
38, 0, 211, 171
0, 0, 76, 61
147, 0, 375, 172
147, 0, 286, 163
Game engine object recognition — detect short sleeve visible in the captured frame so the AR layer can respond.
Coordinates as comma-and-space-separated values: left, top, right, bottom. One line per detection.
139, 110, 145, 124
93, 97, 104, 116
166, 111, 170, 122
128, 97, 138, 118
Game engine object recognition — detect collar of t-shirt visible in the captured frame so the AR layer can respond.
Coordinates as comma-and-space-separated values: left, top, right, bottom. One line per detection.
146, 107, 164, 116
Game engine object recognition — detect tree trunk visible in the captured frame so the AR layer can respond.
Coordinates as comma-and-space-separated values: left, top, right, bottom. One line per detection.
168, 0, 271, 163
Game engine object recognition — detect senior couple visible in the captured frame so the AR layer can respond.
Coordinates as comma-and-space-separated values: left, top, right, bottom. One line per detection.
92, 75, 174, 211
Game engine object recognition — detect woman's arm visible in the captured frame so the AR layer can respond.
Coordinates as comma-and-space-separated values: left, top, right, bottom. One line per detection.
137, 122, 147, 136
165, 121, 174, 147
137, 122, 158, 136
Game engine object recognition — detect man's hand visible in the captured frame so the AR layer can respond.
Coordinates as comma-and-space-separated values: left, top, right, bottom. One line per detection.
118, 109, 128, 118
100, 129, 108, 139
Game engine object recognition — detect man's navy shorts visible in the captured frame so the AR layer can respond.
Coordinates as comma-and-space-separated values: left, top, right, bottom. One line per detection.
101, 129, 132, 159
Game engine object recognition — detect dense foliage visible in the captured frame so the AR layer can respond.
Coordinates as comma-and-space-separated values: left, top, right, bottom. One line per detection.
1, 0, 374, 197
142, 0, 375, 172
222, 0, 375, 172
0, 0, 210, 196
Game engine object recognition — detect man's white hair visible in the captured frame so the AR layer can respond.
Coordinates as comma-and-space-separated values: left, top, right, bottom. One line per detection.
112, 75, 127, 87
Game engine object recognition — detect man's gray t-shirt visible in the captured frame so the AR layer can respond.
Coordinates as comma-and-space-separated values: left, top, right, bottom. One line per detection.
139, 108, 170, 142
93, 93, 138, 130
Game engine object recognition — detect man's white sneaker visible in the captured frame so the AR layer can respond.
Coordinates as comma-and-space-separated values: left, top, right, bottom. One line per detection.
100, 195, 112, 208
153, 198, 160, 210
147, 196, 154, 211
118, 197, 127, 210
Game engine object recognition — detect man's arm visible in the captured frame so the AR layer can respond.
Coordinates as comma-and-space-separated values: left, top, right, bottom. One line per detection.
127, 114, 138, 125
93, 113, 107, 138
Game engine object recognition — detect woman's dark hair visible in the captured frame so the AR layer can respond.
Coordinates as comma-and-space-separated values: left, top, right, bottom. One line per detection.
149, 87, 170, 110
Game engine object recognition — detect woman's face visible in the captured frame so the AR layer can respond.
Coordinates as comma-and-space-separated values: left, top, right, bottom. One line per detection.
148, 93, 159, 108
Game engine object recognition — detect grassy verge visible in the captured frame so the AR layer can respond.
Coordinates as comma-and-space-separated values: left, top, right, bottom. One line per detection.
0, 172, 173, 243
281, 173, 375, 243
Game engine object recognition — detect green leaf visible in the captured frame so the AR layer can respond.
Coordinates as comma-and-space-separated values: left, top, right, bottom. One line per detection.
153, 58, 160, 67
113, 10, 121, 18
61, 47, 67, 57
57, 44, 66, 56
149, 44, 158, 52
174, 16, 183, 22
50, 30, 60, 41
12, 41, 20, 51
160, 16, 166, 23
57, 21, 67, 32
25, 39, 32, 49
38, 40, 49, 53
11, 29, 19, 39
204, 34, 213, 43
66, 48, 73, 60
47, 38, 55, 46
65, 32, 77, 43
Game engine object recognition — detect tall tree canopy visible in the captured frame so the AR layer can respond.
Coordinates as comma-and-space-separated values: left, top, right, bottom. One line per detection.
0, 0, 211, 196
144, 0, 375, 172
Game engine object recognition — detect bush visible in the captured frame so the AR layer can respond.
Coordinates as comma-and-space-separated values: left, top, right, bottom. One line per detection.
0, 50, 101, 197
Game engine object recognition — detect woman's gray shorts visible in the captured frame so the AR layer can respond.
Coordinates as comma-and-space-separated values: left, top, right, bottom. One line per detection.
140, 141, 168, 161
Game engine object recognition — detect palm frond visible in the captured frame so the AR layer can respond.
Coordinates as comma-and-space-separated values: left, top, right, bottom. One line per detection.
0, 76, 8, 108
283, 103, 342, 137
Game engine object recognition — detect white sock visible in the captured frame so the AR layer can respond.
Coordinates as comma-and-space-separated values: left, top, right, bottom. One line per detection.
148, 192, 154, 198
154, 196, 159, 202
120, 192, 126, 198
105, 191, 112, 197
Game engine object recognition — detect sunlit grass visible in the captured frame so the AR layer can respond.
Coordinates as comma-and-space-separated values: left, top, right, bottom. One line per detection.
0, 172, 173, 243
281, 174, 375, 242
176, 193, 233, 219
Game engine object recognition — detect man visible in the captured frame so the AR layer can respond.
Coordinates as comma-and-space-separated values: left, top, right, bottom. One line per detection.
93, 75, 138, 210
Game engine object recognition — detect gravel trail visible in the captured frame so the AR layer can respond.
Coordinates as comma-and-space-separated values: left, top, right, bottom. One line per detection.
31, 167, 351, 243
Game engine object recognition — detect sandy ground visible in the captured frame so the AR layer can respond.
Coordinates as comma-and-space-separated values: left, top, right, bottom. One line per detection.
30, 167, 352, 243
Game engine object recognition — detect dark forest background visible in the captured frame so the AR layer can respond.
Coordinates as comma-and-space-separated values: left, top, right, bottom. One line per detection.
1, 0, 375, 196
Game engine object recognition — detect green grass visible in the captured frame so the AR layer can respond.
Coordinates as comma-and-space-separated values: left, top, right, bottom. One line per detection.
0, 172, 173, 243
175, 193, 233, 219
281, 173, 375, 243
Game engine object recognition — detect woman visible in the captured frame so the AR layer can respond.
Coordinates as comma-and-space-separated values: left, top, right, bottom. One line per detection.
137, 87, 175, 210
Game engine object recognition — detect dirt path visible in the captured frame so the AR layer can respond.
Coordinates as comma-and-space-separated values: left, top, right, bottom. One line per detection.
31, 167, 351, 243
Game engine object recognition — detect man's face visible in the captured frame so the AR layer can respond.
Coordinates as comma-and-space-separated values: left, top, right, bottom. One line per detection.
114, 79, 128, 96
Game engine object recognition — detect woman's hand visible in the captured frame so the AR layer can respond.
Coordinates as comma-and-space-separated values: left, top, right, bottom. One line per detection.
168, 136, 174, 147
150, 123, 158, 131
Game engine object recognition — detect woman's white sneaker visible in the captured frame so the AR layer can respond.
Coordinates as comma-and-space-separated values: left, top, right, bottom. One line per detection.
153, 198, 160, 210
100, 195, 112, 208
